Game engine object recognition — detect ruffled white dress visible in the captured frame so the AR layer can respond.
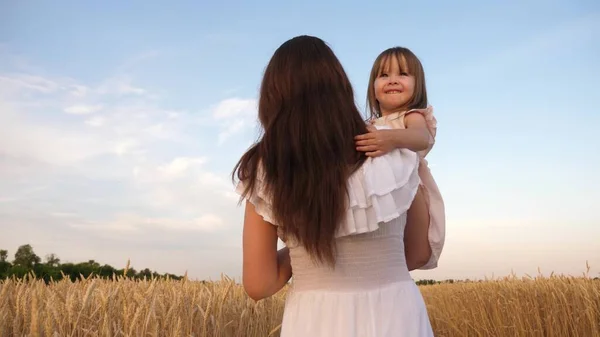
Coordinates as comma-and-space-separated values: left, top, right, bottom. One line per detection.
371, 106, 445, 269
236, 128, 434, 337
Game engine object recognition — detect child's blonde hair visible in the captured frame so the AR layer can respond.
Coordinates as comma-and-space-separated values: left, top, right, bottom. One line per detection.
366, 47, 428, 119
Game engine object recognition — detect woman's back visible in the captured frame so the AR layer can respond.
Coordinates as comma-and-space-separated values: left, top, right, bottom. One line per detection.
274, 145, 434, 337
288, 214, 411, 292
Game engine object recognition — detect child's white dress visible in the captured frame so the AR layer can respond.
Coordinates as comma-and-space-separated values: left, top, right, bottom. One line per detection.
371, 106, 446, 269
236, 133, 434, 337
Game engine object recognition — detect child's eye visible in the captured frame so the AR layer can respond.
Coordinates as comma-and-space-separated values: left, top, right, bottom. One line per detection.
380, 73, 388, 77
400, 72, 409, 76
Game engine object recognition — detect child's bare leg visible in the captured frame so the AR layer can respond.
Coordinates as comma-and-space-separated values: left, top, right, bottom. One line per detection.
404, 185, 432, 270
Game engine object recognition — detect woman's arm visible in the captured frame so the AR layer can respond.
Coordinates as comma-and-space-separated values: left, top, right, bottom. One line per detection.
242, 201, 292, 301
354, 113, 430, 157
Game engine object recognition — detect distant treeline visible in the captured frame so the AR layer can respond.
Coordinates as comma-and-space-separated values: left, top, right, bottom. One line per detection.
0, 244, 183, 283
0, 245, 454, 285
2, 244, 596, 285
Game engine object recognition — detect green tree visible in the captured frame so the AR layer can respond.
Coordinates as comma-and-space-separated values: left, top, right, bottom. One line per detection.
0, 249, 11, 279
45, 253, 61, 267
33, 263, 62, 283
8, 265, 29, 278
3, 244, 185, 282
13, 244, 41, 268
0, 249, 8, 262
75, 261, 101, 279
59, 263, 77, 282
98, 264, 117, 279
138, 268, 153, 280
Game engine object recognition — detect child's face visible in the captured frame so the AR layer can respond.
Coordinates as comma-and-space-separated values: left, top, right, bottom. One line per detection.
374, 55, 415, 115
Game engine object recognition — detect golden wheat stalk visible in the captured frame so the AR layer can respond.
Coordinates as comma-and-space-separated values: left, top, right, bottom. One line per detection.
0, 271, 598, 336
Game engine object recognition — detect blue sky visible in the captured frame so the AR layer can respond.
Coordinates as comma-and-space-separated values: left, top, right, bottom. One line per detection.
1, 0, 599, 281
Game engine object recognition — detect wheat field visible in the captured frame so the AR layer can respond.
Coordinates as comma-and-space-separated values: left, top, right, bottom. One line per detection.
1, 270, 599, 337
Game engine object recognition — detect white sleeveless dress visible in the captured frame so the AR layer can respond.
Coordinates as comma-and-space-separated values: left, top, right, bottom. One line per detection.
237, 133, 434, 337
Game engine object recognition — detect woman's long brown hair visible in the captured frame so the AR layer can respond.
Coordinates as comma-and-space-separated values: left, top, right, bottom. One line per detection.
232, 35, 368, 266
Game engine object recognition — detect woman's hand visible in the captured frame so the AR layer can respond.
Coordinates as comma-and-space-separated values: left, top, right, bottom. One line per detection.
354, 125, 398, 157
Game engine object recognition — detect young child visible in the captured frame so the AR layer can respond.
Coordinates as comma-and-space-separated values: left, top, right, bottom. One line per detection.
355, 46, 445, 270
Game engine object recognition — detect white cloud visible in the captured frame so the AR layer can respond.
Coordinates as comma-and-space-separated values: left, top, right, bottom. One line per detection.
218, 119, 246, 144
68, 213, 225, 233
113, 139, 140, 156
166, 111, 180, 119
64, 104, 103, 115
0, 101, 112, 165
148, 214, 225, 232
0, 69, 199, 168
69, 216, 139, 232
49, 212, 79, 218
212, 97, 256, 119
221, 190, 241, 202
118, 84, 146, 96
210, 97, 258, 144
85, 116, 106, 127
96, 75, 147, 96
0, 74, 60, 94
158, 157, 208, 179
0, 48, 249, 281
144, 123, 171, 139
132, 157, 210, 184
198, 171, 228, 187
69, 85, 89, 97
0, 67, 179, 166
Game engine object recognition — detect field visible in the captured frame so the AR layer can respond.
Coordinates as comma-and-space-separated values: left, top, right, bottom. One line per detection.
1, 271, 599, 337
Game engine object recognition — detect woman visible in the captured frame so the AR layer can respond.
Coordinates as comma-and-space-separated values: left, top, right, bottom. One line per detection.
233, 35, 434, 337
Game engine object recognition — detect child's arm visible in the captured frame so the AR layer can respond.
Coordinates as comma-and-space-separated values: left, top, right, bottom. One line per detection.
395, 113, 431, 152
355, 113, 431, 157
